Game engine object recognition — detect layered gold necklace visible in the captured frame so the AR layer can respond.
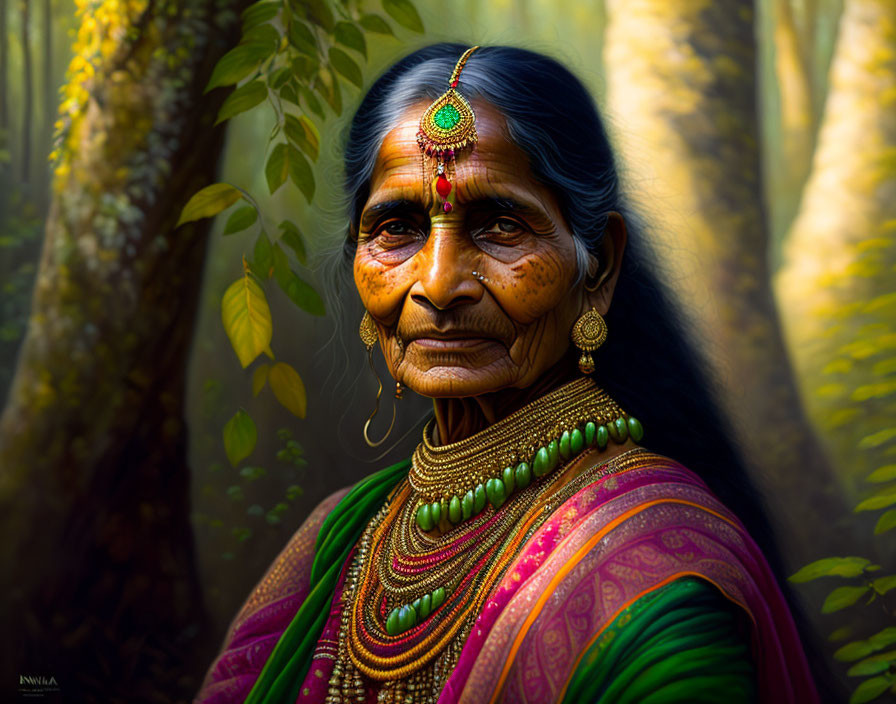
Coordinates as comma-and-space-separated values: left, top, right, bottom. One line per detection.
323, 378, 644, 704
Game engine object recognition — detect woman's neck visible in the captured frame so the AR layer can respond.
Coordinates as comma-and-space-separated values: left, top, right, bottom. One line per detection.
431, 361, 578, 445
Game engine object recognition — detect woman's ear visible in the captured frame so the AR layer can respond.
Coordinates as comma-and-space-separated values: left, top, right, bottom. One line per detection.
584, 212, 627, 315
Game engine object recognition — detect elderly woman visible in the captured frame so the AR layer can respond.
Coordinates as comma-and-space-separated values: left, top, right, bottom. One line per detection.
197, 45, 821, 703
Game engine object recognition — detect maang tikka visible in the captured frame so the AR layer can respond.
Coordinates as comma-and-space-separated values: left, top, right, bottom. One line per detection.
417, 46, 480, 213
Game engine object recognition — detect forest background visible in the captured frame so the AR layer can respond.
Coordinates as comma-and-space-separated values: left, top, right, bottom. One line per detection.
0, 0, 894, 702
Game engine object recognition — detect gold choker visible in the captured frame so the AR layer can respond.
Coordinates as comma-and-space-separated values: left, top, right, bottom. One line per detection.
409, 377, 644, 530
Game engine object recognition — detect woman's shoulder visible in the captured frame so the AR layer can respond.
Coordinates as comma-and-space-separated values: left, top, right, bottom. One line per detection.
559, 445, 737, 525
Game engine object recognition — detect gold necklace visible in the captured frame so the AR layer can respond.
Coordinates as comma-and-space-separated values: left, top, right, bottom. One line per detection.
409, 377, 644, 531
321, 380, 646, 703
325, 448, 648, 704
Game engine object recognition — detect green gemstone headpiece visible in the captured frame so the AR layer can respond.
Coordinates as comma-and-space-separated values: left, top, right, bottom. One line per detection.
417, 46, 480, 158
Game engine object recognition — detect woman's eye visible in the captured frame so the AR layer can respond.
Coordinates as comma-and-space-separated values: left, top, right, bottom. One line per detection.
482, 218, 525, 238
384, 221, 411, 235
375, 219, 421, 242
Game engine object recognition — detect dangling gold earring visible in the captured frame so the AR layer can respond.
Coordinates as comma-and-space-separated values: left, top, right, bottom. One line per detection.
571, 307, 608, 374
359, 311, 397, 447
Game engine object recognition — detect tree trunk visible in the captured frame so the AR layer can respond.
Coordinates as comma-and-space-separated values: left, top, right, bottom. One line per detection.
776, 0, 896, 498
0, 1, 251, 701
42, 0, 52, 205
602, 0, 852, 569
0, 0, 7, 141
771, 0, 817, 238
20, 0, 31, 184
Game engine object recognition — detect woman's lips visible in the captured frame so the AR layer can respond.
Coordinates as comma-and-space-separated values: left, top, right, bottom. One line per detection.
410, 337, 497, 350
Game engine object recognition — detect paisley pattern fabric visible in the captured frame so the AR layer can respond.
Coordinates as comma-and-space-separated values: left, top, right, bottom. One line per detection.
196, 451, 819, 704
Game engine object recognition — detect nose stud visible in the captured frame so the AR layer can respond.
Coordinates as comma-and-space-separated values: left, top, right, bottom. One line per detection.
472, 270, 487, 283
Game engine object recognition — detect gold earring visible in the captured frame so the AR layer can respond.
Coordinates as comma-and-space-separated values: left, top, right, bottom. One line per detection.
359, 311, 396, 447
571, 307, 608, 375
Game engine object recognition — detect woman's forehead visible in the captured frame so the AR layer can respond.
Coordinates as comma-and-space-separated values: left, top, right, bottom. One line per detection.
367, 100, 548, 208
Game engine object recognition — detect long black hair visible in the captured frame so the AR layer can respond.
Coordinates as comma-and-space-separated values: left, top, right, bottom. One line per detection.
337, 43, 833, 697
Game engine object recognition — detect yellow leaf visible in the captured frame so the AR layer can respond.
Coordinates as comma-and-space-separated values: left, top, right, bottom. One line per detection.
177, 182, 242, 226
252, 363, 270, 397
221, 274, 273, 368
269, 362, 307, 418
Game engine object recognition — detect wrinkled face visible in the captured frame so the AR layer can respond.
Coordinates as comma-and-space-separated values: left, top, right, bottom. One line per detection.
353, 101, 590, 398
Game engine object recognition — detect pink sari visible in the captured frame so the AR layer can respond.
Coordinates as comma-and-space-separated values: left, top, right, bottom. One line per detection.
198, 451, 819, 703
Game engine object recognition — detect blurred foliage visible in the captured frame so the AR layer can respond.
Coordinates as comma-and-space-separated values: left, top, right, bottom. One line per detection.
2, 0, 895, 693
0, 191, 42, 400
179, 0, 423, 583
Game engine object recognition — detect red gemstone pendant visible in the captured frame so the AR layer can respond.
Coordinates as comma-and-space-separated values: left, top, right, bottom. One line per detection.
436, 173, 452, 198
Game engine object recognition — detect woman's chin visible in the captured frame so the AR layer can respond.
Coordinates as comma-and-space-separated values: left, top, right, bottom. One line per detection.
400, 363, 517, 399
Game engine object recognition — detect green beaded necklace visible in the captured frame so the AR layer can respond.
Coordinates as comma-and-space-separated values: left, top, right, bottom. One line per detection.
413, 414, 643, 532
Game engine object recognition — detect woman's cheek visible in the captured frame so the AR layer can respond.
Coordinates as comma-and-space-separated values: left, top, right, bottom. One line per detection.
354, 253, 412, 318
497, 254, 573, 322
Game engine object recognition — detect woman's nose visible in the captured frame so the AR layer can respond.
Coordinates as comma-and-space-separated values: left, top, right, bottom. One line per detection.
409, 228, 483, 311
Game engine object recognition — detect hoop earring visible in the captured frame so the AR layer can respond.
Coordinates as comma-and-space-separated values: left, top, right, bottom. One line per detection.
359, 311, 397, 447
571, 307, 608, 375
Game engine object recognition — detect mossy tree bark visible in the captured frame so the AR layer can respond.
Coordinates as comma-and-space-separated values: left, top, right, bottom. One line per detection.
602, 0, 851, 569
776, 0, 896, 498
0, 1, 250, 701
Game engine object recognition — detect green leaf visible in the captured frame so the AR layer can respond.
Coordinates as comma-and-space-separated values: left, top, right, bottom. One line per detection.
242, 1, 279, 31
284, 114, 320, 161
291, 54, 319, 78
269, 361, 307, 418
334, 21, 367, 58
856, 485, 896, 512
848, 650, 896, 677
869, 627, 896, 651
288, 19, 318, 56
314, 66, 342, 114
222, 205, 258, 235
177, 183, 242, 226
280, 83, 300, 106
248, 504, 264, 516
252, 231, 274, 279
822, 585, 871, 614
858, 428, 896, 450
268, 66, 292, 90
286, 484, 304, 500
303, 0, 335, 31
849, 676, 891, 704
329, 47, 363, 88
223, 409, 257, 467
382, 0, 424, 32
875, 509, 896, 534
239, 465, 268, 481
836, 640, 875, 662
279, 220, 307, 264
272, 243, 325, 315
287, 144, 315, 202
226, 485, 244, 501
868, 465, 896, 483
298, 84, 325, 119
252, 363, 270, 396
830, 627, 854, 643
265, 143, 289, 194
216, 80, 269, 124
359, 13, 394, 35
242, 23, 280, 48
872, 575, 896, 595
221, 274, 273, 368
206, 41, 276, 91
789, 557, 873, 582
